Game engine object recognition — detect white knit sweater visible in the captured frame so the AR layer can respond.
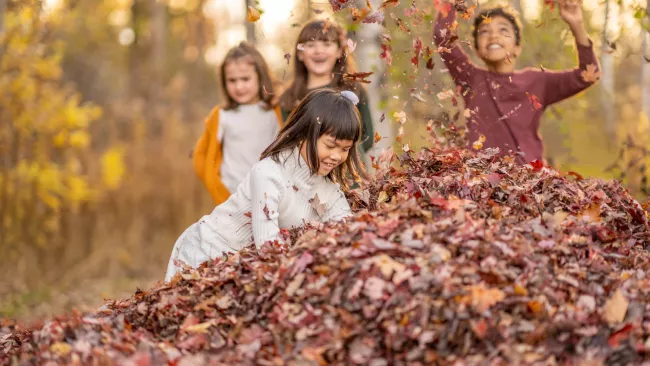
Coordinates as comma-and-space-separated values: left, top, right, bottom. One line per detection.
165, 148, 351, 281
217, 104, 279, 193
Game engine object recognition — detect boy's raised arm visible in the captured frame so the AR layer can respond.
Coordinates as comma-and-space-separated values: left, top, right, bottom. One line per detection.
542, 1, 600, 106
433, 2, 476, 87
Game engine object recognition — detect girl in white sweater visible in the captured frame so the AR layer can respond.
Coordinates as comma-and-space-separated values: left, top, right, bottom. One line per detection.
165, 88, 366, 282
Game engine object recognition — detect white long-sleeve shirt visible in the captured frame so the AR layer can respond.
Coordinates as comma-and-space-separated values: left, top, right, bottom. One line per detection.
165, 148, 351, 282
217, 103, 280, 193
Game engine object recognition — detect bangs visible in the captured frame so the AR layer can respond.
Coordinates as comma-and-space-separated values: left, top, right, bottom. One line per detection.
298, 21, 341, 44
318, 101, 361, 142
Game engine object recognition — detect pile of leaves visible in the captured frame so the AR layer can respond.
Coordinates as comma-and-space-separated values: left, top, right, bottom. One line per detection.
2, 145, 650, 365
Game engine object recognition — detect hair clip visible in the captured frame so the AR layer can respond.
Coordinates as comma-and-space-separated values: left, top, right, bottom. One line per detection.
340, 90, 359, 105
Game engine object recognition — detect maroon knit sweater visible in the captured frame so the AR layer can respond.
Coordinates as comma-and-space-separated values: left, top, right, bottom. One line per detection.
434, 10, 600, 164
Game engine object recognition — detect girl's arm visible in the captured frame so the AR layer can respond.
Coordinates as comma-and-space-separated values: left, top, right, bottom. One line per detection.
433, 5, 477, 88
357, 88, 375, 152
324, 189, 352, 222
250, 161, 286, 248
542, 1, 600, 106
192, 109, 218, 179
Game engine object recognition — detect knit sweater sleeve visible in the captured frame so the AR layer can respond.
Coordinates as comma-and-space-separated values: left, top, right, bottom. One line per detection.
324, 187, 352, 222
250, 159, 286, 248
541, 39, 600, 106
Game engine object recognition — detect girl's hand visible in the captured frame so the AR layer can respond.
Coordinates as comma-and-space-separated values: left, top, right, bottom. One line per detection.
559, 0, 584, 26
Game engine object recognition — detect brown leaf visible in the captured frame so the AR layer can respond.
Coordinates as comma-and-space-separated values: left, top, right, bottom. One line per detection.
310, 193, 327, 217
363, 11, 385, 24
379, 0, 400, 10
343, 71, 374, 84
329, 0, 355, 11
263, 204, 271, 220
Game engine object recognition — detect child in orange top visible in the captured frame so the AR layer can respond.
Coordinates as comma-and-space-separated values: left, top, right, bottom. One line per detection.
193, 42, 283, 204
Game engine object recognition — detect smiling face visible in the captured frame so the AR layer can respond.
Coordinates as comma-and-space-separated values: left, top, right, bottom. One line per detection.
475, 15, 522, 71
301, 134, 353, 176
298, 39, 343, 79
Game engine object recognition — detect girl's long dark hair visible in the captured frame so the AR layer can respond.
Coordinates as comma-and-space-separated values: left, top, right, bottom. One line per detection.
220, 41, 275, 110
278, 20, 359, 113
262, 89, 366, 190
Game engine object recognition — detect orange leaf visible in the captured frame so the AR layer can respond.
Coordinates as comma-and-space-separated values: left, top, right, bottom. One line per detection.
374, 132, 382, 143
246, 6, 260, 22
580, 203, 602, 223
581, 64, 601, 83
460, 284, 505, 313
343, 71, 373, 84
379, 0, 399, 11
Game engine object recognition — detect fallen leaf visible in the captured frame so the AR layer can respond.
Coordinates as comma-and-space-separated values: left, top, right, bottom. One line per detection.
379, 0, 399, 10
581, 64, 601, 83
311, 193, 327, 217
285, 273, 305, 296
363, 11, 385, 24
50, 342, 71, 357
346, 38, 357, 53
263, 204, 271, 220
472, 134, 486, 150
377, 191, 388, 204
526, 92, 542, 111
411, 37, 422, 67
184, 322, 212, 334
461, 284, 505, 313
371, 254, 406, 278
580, 203, 602, 223
329, 0, 355, 11
603, 289, 628, 325
246, 6, 260, 22
343, 71, 373, 84
350, 7, 370, 22
437, 89, 454, 101
393, 111, 407, 124
363, 277, 386, 301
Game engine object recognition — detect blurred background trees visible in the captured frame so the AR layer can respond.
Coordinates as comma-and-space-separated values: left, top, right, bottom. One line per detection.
0, 0, 648, 320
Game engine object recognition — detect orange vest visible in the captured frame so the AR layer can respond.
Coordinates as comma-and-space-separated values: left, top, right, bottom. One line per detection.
192, 105, 283, 205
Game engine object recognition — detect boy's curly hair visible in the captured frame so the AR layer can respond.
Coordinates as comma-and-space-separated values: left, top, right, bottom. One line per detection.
472, 6, 523, 49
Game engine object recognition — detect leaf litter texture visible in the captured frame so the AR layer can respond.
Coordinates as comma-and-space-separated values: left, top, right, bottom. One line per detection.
2, 141, 650, 365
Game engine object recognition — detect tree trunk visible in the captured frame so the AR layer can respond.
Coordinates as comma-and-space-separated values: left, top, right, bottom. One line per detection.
0, 0, 6, 35
643, 0, 650, 125
355, 0, 389, 166
150, 0, 167, 133
151, 0, 166, 85
600, 0, 616, 142
245, 0, 255, 43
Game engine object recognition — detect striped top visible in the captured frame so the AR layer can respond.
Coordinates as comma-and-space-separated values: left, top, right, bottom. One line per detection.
165, 148, 351, 281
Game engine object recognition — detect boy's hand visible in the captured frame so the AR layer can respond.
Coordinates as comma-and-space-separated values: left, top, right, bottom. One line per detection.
559, 0, 590, 46
559, 0, 584, 26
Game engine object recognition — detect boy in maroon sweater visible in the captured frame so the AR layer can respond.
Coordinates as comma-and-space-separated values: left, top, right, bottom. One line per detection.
434, 0, 600, 164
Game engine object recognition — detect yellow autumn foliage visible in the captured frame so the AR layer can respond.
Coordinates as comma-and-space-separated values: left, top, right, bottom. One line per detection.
0, 2, 121, 250
101, 147, 127, 190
